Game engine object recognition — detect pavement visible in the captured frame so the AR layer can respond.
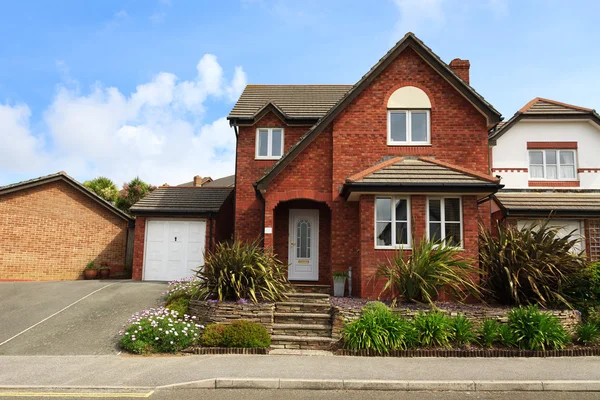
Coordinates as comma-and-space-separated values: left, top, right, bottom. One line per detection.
0, 280, 167, 355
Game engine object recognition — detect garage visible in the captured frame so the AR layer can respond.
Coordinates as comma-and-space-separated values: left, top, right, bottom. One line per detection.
130, 185, 234, 281
143, 220, 206, 281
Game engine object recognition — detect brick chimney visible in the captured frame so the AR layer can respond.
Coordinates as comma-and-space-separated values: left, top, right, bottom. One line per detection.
193, 175, 203, 187
449, 58, 470, 84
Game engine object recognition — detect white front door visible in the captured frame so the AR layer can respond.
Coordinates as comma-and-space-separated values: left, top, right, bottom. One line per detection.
288, 209, 319, 281
143, 219, 206, 281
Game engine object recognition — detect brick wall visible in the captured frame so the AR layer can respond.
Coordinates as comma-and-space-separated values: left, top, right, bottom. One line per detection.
0, 180, 128, 280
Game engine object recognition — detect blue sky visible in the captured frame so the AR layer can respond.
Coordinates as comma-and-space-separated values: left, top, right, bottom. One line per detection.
1, 0, 599, 187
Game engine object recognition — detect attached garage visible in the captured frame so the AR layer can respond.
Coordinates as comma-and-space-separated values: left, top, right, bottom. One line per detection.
130, 186, 233, 281
0, 172, 132, 281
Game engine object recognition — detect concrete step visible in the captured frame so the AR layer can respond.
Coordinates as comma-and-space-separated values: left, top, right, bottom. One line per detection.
275, 301, 331, 313
274, 312, 332, 325
272, 323, 332, 337
271, 335, 335, 350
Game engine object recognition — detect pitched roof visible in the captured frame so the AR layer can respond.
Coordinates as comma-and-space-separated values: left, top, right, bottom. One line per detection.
177, 176, 213, 187
341, 157, 501, 199
494, 191, 600, 216
0, 171, 131, 221
129, 187, 233, 215
228, 85, 352, 122
489, 97, 600, 143
249, 32, 502, 191
203, 175, 235, 188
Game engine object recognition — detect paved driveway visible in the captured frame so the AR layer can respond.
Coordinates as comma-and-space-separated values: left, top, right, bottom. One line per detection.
0, 280, 167, 355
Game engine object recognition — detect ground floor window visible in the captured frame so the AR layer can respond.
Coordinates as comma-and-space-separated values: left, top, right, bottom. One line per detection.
375, 196, 410, 248
589, 220, 600, 261
427, 197, 462, 247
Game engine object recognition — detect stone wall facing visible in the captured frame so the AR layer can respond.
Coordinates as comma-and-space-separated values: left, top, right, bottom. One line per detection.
189, 300, 275, 333
331, 305, 581, 341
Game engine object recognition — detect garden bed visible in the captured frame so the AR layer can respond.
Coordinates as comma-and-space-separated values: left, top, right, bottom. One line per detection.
334, 347, 600, 358
189, 299, 275, 334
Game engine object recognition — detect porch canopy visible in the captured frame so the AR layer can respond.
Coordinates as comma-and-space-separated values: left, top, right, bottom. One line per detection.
494, 191, 600, 217
340, 157, 502, 200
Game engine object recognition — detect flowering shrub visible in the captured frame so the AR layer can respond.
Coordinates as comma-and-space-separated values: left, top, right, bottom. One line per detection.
164, 277, 202, 303
119, 308, 203, 354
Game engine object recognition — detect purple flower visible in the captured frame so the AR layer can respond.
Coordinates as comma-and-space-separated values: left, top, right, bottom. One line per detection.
237, 298, 249, 304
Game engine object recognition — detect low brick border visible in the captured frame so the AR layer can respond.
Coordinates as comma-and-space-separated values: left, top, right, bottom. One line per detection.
334, 348, 600, 357
190, 347, 269, 355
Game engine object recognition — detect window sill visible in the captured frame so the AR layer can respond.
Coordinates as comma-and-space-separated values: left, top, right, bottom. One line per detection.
374, 246, 412, 251
528, 180, 580, 187
387, 143, 432, 147
255, 156, 282, 161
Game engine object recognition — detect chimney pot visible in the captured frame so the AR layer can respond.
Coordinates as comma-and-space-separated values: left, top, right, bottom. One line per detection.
449, 58, 470, 84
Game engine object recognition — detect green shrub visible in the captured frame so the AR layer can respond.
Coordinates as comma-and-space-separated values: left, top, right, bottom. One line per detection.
507, 305, 570, 350
221, 320, 271, 348
202, 323, 226, 347
498, 323, 517, 348
83, 177, 119, 203
166, 296, 190, 316
564, 262, 600, 313
479, 221, 586, 308
194, 241, 292, 303
450, 315, 475, 347
119, 308, 201, 354
477, 319, 501, 348
375, 237, 482, 306
412, 312, 453, 348
342, 302, 416, 353
576, 322, 600, 346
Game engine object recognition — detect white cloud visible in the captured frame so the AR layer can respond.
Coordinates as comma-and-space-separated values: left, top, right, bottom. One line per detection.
0, 104, 44, 172
115, 10, 128, 19
0, 55, 246, 187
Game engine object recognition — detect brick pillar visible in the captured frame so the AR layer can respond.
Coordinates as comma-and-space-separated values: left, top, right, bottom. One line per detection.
132, 216, 146, 280
264, 200, 276, 249
411, 195, 427, 244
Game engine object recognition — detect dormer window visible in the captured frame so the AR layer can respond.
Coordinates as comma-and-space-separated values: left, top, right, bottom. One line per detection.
386, 86, 431, 146
256, 128, 284, 160
388, 110, 430, 144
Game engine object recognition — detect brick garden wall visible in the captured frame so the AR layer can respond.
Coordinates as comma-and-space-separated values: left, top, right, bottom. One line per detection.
0, 180, 128, 280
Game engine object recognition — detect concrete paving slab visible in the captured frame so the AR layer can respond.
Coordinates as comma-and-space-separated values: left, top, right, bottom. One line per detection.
475, 381, 544, 391
343, 380, 409, 390
542, 380, 600, 392
409, 380, 475, 391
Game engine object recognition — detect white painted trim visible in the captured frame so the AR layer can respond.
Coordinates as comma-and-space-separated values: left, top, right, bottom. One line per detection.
528, 149, 578, 181
387, 86, 432, 108
387, 109, 430, 146
425, 196, 463, 249
374, 196, 412, 250
255, 127, 285, 160
288, 209, 319, 281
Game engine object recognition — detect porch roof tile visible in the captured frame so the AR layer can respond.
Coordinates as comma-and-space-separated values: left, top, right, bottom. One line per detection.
495, 191, 600, 213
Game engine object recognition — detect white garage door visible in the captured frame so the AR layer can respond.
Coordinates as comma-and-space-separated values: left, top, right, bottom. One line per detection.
143, 219, 206, 281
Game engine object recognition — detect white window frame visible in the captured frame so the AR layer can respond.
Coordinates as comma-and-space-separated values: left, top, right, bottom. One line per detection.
374, 196, 412, 250
387, 109, 431, 146
255, 128, 285, 160
426, 197, 463, 248
528, 149, 577, 181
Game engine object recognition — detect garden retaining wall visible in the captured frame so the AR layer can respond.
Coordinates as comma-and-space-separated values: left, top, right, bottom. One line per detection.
331, 306, 581, 341
189, 300, 275, 334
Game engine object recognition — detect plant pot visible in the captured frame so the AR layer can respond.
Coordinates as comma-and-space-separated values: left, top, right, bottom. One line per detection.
333, 277, 346, 297
99, 268, 110, 279
84, 269, 98, 280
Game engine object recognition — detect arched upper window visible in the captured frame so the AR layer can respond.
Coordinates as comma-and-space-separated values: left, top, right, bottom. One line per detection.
387, 86, 431, 145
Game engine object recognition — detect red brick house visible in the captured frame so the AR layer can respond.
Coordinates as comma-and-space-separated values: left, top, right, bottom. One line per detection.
227, 33, 503, 298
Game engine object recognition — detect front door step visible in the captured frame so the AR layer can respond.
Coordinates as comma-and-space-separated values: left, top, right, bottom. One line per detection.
292, 284, 331, 294
270, 335, 335, 350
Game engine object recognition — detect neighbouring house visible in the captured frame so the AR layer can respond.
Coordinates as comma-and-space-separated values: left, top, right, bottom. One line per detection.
489, 97, 600, 260
227, 32, 503, 298
177, 175, 235, 188
0, 172, 132, 281
129, 185, 233, 281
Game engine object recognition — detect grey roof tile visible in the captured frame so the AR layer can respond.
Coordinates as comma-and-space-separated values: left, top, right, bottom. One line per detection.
495, 191, 600, 212
228, 85, 352, 120
129, 187, 232, 214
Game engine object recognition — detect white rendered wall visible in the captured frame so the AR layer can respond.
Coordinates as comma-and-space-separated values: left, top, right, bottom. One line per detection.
492, 120, 600, 189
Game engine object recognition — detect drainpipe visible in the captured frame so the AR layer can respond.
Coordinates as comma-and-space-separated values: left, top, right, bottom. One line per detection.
348, 266, 352, 297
